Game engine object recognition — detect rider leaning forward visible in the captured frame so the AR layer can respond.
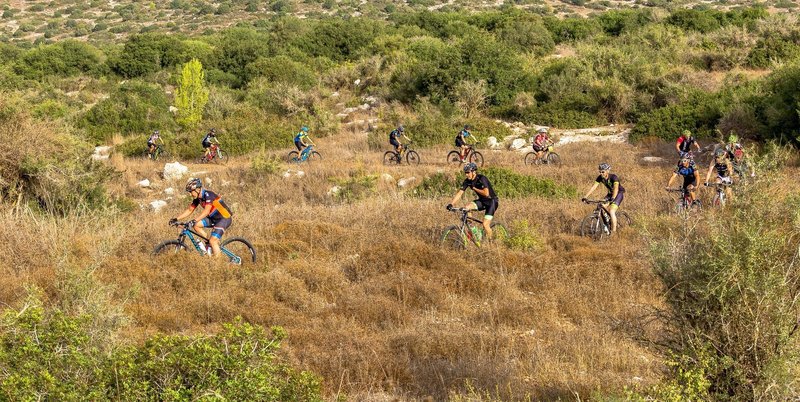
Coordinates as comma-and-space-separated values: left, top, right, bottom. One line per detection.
447, 162, 498, 240
171, 178, 234, 258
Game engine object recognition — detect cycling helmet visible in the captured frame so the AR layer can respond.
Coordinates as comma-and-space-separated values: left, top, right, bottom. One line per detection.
185, 177, 202, 192
598, 163, 611, 171
537, 127, 548, 134
397, 125, 404, 132
153, 130, 160, 135
464, 124, 472, 130
209, 128, 217, 134
680, 156, 691, 163
301, 126, 309, 132
463, 162, 478, 173
728, 134, 738, 143
682, 129, 691, 137
714, 148, 727, 158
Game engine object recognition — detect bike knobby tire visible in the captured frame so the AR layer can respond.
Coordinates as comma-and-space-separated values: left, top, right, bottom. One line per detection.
308, 151, 321, 162
287, 151, 300, 163
523, 152, 537, 166
546, 152, 561, 166
470, 151, 484, 167
153, 240, 189, 255
580, 214, 608, 241
406, 150, 420, 165
447, 151, 463, 165
220, 237, 257, 265
383, 151, 400, 165
441, 225, 467, 249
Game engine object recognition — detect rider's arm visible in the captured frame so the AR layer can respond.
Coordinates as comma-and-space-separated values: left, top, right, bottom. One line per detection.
675, 140, 682, 153
174, 205, 196, 221
694, 170, 700, 184
693, 141, 701, 151
583, 182, 599, 199
704, 160, 714, 183
449, 189, 465, 207
193, 204, 214, 223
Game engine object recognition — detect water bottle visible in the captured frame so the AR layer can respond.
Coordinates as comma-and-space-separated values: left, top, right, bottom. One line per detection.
470, 225, 480, 241
198, 241, 207, 253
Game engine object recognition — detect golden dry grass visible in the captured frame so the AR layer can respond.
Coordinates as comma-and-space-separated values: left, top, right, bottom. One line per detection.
7, 131, 797, 401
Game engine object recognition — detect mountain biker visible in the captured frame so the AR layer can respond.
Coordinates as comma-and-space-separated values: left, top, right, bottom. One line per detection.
582, 163, 625, 234
666, 156, 700, 204
294, 126, 315, 155
446, 162, 498, 240
676, 129, 700, 158
389, 125, 410, 156
704, 148, 734, 202
455, 124, 473, 162
724, 134, 755, 180
147, 130, 163, 158
532, 127, 552, 161
170, 177, 233, 259
202, 128, 220, 159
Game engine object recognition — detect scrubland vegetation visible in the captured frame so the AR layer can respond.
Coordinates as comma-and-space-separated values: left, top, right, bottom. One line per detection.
3, 1, 800, 400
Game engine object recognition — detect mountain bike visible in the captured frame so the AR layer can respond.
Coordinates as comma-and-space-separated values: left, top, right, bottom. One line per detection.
153, 221, 256, 265
666, 187, 701, 217
287, 145, 321, 163
447, 144, 483, 167
200, 144, 227, 164
705, 181, 733, 207
579, 200, 632, 240
441, 207, 508, 249
524, 143, 560, 166
383, 141, 420, 165
147, 144, 168, 161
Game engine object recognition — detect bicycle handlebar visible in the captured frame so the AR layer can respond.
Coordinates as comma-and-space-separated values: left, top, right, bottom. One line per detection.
704, 182, 733, 187
582, 199, 609, 204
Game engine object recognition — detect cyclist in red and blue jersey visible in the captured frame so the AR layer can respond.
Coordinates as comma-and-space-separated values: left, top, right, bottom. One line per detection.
582, 163, 625, 234
202, 128, 219, 159
170, 177, 233, 258
446, 162, 498, 239
676, 129, 700, 158
666, 156, 700, 203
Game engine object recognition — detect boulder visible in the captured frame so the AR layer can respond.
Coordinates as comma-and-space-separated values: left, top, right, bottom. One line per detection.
509, 138, 527, 151
163, 187, 175, 196
486, 136, 500, 149
282, 169, 305, 179
642, 156, 666, 163
137, 179, 151, 188
163, 162, 189, 181
328, 185, 342, 196
91, 146, 112, 161
149, 200, 167, 213
397, 177, 416, 188
380, 173, 396, 185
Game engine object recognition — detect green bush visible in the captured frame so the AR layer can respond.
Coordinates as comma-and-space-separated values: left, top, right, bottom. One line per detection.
414, 167, 576, 199
502, 219, 542, 251
331, 171, 378, 202
245, 55, 318, 89
110, 33, 187, 78
495, 14, 555, 56
14, 40, 105, 79
214, 27, 272, 87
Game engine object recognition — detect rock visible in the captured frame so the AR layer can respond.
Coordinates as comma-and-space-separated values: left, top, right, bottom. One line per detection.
328, 185, 342, 196
509, 138, 527, 151
642, 156, 666, 163
137, 179, 151, 188
169, 106, 178, 114
282, 169, 305, 179
354, 78, 361, 86
380, 173, 395, 184
363, 95, 379, 105
357, 103, 370, 111
397, 177, 416, 188
486, 136, 500, 149
163, 162, 189, 181
91, 146, 112, 161
163, 187, 175, 196
149, 200, 168, 212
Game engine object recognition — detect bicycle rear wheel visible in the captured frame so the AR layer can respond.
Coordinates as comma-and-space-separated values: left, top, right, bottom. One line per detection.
470, 151, 484, 167
616, 211, 632, 229
447, 150, 462, 165
523, 152, 537, 166
441, 225, 467, 250
220, 237, 257, 265
153, 240, 189, 255
406, 150, 420, 165
383, 151, 399, 165
287, 151, 300, 163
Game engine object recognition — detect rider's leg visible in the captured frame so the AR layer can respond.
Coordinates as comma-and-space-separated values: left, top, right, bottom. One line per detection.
194, 219, 210, 244
608, 203, 619, 233
209, 230, 223, 258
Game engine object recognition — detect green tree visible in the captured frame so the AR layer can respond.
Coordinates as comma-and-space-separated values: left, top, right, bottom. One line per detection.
175, 58, 209, 128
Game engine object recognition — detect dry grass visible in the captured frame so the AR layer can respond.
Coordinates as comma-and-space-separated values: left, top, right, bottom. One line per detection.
8, 131, 798, 401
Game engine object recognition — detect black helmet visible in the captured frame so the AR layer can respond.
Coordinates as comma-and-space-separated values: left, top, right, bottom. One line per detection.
153, 129, 160, 135
463, 162, 478, 173
397, 125, 404, 132
210, 128, 217, 134
464, 124, 472, 130
185, 177, 202, 192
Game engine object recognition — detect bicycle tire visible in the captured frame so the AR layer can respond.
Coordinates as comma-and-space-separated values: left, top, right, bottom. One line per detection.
441, 225, 466, 250
288, 151, 300, 163
309, 151, 321, 162
217, 150, 228, 165
406, 150, 420, 165
153, 240, 189, 256
220, 237, 257, 265
447, 150, 462, 165
523, 152, 537, 166
383, 151, 399, 165
580, 214, 607, 240
470, 151, 484, 167
616, 211, 632, 229
547, 152, 561, 166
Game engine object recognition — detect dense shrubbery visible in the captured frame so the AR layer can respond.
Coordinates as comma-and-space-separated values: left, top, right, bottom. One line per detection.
414, 167, 576, 199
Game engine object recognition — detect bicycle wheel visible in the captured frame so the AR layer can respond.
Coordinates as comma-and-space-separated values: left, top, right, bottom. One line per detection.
447, 150, 462, 165
523, 152, 537, 166
217, 150, 228, 165
309, 151, 321, 162
580, 214, 607, 240
616, 211, 632, 229
406, 150, 420, 165
220, 237, 257, 265
383, 151, 399, 165
546, 152, 561, 166
470, 151, 484, 167
287, 151, 300, 163
153, 240, 189, 255
441, 225, 467, 250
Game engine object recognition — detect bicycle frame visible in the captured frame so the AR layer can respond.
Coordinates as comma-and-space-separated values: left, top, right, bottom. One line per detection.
450, 208, 485, 246
175, 224, 242, 264
299, 145, 314, 161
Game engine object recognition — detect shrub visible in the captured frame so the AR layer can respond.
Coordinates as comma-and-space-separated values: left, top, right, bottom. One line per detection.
414, 167, 576, 199
110, 33, 187, 78
495, 14, 555, 56
244, 55, 318, 89
330, 171, 378, 202
214, 27, 272, 87
14, 40, 105, 79
502, 219, 542, 251
251, 145, 282, 174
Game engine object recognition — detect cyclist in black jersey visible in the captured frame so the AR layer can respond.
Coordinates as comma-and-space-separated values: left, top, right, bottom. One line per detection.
705, 148, 734, 202
676, 129, 700, 158
389, 125, 410, 154
202, 128, 220, 159
446, 162, 498, 239
582, 163, 625, 234
666, 156, 700, 203
171, 177, 234, 258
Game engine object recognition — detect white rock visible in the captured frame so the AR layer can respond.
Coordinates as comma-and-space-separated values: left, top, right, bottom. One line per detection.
354, 78, 361, 86
380, 173, 395, 184
328, 185, 342, 196
163, 187, 175, 196
642, 156, 666, 163
331, 91, 340, 97
137, 179, 151, 188
282, 169, 305, 179
91, 146, 112, 161
169, 106, 178, 114
357, 103, 370, 111
149, 200, 168, 212
163, 162, 189, 181
397, 177, 416, 188
509, 138, 527, 150
363, 95, 379, 105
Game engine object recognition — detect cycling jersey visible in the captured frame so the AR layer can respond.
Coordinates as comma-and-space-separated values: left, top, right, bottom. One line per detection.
190, 189, 233, 219
676, 136, 696, 153
596, 174, 625, 195
294, 132, 308, 143
714, 160, 731, 177
461, 174, 497, 202
675, 164, 697, 188
455, 129, 470, 147
202, 133, 215, 147
534, 133, 548, 146
148, 134, 159, 144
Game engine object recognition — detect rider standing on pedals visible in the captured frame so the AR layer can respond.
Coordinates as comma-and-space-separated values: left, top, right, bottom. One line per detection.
294, 126, 315, 155
455, 124, 473, 162
446, 162, 498, 240
676, 129, 701, 159
532, 127, 551, 161
170, 178, 234, 259
147, 129, 163, 159
582, 163, 625, 234
202, 128, 220, 159
666, 156, 700, 205
705, 148, 734, 202
389, 125, 410, 158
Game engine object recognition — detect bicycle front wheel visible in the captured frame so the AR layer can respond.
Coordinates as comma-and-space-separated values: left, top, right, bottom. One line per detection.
546, 152, 561, 166
470, 151, 484, 167
616, 211, 633, 230
580, 214, 607, 240
447, 151, 462, 165
383, 151, 399, 165
406, 150, 420, 165
220, 237, 257, 265
153, 240, 189, 256
309, 151, 321, 162
441, 225, 466, 250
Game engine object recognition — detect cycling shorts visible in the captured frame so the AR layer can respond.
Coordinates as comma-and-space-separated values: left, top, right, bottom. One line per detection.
294, 141, 304, 151
472, 198, 498, 218
606, 192, 624, 207
682, 176, 697, 189
455, 137, 466, 147
532, 144, 546, 152
202, 142, 212, 149
200, 214, 232, 239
